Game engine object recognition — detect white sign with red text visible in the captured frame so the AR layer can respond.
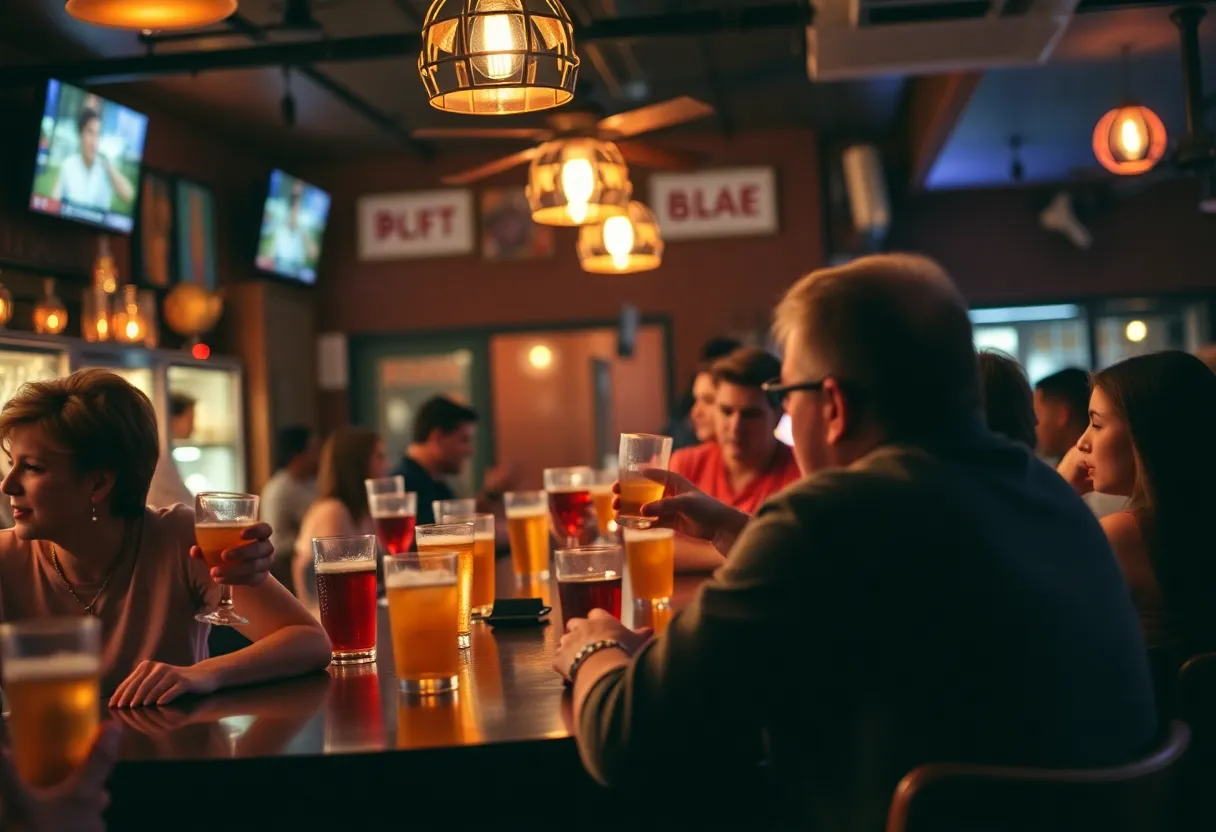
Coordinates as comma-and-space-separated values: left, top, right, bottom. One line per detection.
648, 167, 778, 240
357, 189, 475, 260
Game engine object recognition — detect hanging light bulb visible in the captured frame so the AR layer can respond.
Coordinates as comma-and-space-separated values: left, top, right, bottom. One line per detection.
577, 200, 663, 274
1093, 47, 1167, 176
111, 285, 148, 345
33, 278, 68, 336
419, 0, 578, 115
528, 138, 631, 226
65, 0, 237, 29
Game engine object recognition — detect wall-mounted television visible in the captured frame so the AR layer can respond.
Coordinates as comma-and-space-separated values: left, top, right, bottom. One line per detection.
255, 169, 331, 285
29, 80, 148, 234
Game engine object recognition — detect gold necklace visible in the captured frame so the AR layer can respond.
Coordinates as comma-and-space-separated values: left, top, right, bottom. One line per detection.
48, 522, 133, 616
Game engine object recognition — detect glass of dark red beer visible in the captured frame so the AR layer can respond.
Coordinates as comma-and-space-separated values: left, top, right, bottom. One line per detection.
365, 476, 417, 555
543, 466, 597, 548
555, 544, 624, 630
313, 534, 380, 665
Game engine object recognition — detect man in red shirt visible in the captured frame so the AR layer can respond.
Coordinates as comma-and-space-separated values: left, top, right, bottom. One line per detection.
669, 347, 801, 571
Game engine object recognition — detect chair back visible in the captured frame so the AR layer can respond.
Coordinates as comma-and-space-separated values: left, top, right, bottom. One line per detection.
886, 720, 1190, 832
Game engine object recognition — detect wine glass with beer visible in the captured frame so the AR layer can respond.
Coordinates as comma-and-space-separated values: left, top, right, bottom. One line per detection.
616, 434, 673, 530
194, 492, 260, 626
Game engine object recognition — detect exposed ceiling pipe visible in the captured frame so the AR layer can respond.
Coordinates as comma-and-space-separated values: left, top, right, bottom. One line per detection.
0, 4, 812, 87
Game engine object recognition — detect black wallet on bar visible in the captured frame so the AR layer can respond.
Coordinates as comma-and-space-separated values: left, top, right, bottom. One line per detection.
485, 598, 551, 628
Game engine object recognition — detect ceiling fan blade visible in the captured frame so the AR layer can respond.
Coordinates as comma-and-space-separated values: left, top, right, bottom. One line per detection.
413, 127, 553, 141
597, 96, 715, 140
440, 147, 541, 186
618, 140, 704, 171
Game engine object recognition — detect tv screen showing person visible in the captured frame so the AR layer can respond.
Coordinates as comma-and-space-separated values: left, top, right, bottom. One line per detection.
29, 80, 147, 233
255, 170, 331, 284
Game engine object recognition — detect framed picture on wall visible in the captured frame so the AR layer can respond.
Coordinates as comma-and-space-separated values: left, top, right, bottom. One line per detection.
480, 186, 554, 261
176, 179, 218, 290
136, 168, 175, 287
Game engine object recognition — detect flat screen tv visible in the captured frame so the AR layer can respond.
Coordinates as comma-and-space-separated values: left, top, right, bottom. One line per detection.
29, 80, 149, 234
255, 169, 331, 285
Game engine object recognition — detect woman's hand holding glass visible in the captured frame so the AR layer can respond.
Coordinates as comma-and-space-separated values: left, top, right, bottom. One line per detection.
188, 521, 275, 587
612, 469, 750, 556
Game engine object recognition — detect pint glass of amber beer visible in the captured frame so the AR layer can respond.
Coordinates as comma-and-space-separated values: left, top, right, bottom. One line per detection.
616, 434, 672, 530
194, 492, 259, 626
623, 527, 675, 603
416, 522, 475, 648
384, 552, 461, 695
313, 534, 379, 665
0, 617, 101, 787
504, 490, 551, 579
590, 469, 618, 541
440, 512, 496, 619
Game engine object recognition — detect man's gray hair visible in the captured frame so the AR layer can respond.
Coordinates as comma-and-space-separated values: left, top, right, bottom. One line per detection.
773, 253, 981, 435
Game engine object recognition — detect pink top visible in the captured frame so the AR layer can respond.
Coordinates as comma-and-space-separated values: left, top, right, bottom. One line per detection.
0, 505, 221, 694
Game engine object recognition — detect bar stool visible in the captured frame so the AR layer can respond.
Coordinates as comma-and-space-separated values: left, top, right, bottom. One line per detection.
885, 720, 1190, 832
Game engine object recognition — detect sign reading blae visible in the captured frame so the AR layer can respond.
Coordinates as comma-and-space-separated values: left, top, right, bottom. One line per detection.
358, 189, 475, 260
648, 167, 778, 240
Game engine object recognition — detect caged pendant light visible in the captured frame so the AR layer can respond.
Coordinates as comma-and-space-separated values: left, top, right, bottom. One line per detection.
527, 137, 631, 226
577, 201, 664, 274
419, 0, 579, 115
65, 0, 237, 29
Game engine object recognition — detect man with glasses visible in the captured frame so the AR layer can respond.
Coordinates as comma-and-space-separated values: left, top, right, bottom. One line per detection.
667, 347, 800, 571
554, 253, 1157, 830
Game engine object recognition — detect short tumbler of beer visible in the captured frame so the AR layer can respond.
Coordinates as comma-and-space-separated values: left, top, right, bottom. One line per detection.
504, 490, 551, 580
617, 434, 673, 530
416, 522, 475, 648
384, 552, 461, 695
440, 512, 496, 619
623, 527, 675, 604
194, 491, 260, 626
366, 481, 417, 555
0, 617, 102, 788
555, 545, 624, 630
313, 534, 379, 665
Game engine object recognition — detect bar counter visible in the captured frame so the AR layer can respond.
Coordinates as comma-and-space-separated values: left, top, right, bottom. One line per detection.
104, 557, 715, 830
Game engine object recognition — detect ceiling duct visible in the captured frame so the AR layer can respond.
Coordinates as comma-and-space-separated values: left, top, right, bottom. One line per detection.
806, 0, 1078, 80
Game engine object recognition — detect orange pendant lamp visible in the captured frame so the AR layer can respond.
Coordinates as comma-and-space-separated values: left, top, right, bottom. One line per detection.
1092, 46, 1167, 176
65, 0, 236, 29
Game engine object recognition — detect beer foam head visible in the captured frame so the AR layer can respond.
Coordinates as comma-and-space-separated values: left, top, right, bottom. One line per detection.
417, 535, 472, 549
384, 568, 457, 590
506, 505, 549, 519
196, 520, 254, 530
623, 527, 673, 542
3, 652, 101, 684
315, 559, 376, 575
474, 532, 494, 543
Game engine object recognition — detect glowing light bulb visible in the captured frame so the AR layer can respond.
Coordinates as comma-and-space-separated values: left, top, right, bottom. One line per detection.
97, 318, 109, 336
125, 320, 142, 341
46, 314, 60, 331
561, 157, 595, 223
1125, 320, 1148, 342
469, 0, 525, 81
1119, 117, 1146, 157
528, 344, 553, 370
603, 215, 634, 270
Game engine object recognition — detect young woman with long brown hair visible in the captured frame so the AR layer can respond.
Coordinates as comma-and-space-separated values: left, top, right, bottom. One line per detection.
292, 428, 389, 601
1060, 350, 1216, 658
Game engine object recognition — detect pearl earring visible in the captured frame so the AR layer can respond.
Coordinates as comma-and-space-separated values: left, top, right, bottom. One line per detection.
91, 504, 98, 523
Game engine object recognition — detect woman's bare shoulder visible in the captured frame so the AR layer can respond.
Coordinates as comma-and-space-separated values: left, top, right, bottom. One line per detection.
1100, 511, 1147, 559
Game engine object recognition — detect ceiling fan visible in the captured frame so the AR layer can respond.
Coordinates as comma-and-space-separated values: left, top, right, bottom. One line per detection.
416, 92, 716, 186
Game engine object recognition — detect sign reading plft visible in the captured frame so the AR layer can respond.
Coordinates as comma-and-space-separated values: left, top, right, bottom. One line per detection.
358, 189, 475, 260
649, 167, 778, 240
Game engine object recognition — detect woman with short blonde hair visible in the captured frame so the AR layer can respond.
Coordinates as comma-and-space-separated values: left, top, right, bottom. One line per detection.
0, 369, 331, 708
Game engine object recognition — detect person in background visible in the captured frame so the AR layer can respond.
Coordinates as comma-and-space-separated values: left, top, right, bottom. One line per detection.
293, 428, 388, 602
666, 337, 742, 451
262, 426, 320, 590
145, 391, 197, 508
1032, 368, 1091, 464
0, 370, 330, 707
390, 396, 514, 528
0, 723, 120, 832
51, 107, 134, 211
667, 347, 800, 572
557, 254, 1156, 830
1059, 350, 1216, 660
978, 350, 1037, 448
